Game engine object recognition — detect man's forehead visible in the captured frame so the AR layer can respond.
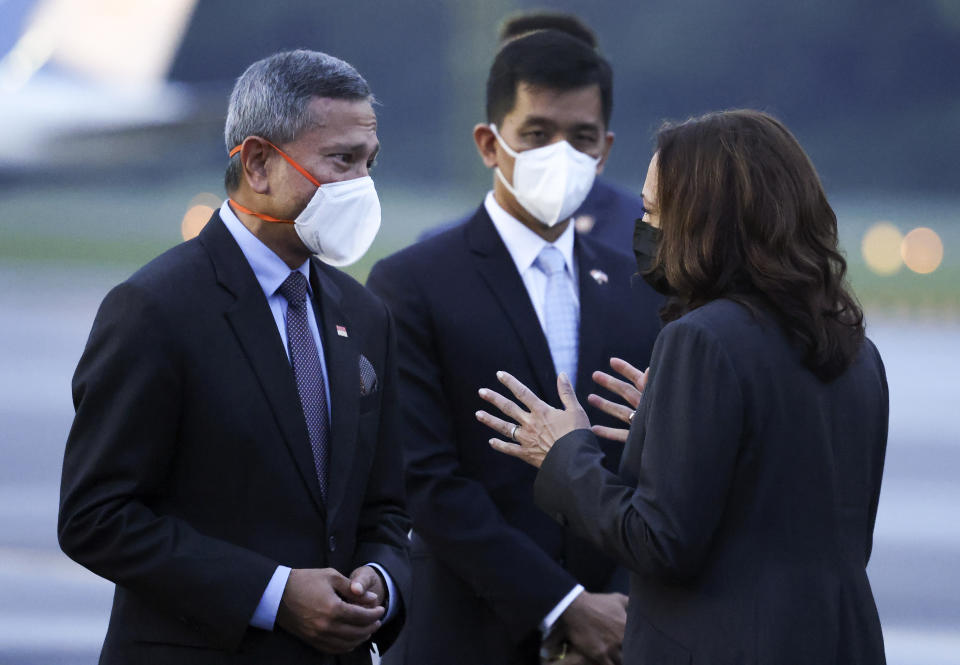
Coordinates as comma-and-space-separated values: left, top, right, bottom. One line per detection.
508, 82, 603, 126
305, 96, 377, 129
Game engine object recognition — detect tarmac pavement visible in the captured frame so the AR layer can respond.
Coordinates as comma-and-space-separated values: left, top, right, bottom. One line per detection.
1, 260, 957, 664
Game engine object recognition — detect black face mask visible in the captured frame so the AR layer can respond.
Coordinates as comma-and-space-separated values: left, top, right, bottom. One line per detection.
632, 218, 675, 296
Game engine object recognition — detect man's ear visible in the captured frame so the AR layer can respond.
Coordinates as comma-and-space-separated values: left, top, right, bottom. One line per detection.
473, 123, 499, 169
239, 136, 273, 194
596, 131, 615, 175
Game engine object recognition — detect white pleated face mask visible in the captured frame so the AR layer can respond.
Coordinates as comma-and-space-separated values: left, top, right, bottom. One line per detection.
490, 124, 599, 227
294, 175, 381, 266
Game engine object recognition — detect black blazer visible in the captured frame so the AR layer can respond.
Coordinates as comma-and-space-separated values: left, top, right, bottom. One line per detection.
58, 213, 410, 665
535, 299, 888, 664
367, 206, 662, 664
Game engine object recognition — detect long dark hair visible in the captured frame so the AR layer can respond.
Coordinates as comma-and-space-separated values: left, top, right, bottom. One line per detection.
652, 110, 864, 382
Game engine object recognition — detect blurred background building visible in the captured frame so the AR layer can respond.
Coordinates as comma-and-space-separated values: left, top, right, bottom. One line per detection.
0, 1, 958, 663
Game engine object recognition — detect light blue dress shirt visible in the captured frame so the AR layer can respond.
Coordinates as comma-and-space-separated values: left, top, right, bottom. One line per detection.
219, 202, 398, 630
483, 192, 584, 635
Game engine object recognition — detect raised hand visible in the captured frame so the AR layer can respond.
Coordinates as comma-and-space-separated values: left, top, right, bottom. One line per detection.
276, 567, 384, 654
587, 357, 648, 443
476, 371, 590, 468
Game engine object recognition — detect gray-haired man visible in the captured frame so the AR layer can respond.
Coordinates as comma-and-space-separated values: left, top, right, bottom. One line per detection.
58, 50, 410, 664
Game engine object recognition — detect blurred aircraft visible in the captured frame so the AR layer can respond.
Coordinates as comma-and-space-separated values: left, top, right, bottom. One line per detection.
0, 0, 200, 173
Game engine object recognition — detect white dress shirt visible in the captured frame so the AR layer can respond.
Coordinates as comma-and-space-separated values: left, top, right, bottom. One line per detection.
483, 191, 585, 635
219, 201, 398, 630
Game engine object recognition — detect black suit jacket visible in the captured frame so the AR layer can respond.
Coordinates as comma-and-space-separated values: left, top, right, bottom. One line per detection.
58, 213, 410, 665
535, 299, 888, 664
367, 206, 662, 664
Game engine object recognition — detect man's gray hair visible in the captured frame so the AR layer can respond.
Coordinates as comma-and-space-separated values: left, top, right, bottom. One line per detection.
223, 49, 372, 192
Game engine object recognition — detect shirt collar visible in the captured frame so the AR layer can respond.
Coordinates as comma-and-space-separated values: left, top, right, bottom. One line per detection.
483, 190, 576, 276
219, 200, 312, 299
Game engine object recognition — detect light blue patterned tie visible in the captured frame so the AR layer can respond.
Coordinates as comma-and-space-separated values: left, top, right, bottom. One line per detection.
278, 271, 330, 500
534, 245, 579, 388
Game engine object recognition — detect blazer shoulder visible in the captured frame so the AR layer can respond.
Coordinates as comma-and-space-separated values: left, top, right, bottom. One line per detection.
119, 238, 212, 305
372, 213, 472, 278
577, 232, 635, 270
679, 298, 758, 330
666, 299, 768, 351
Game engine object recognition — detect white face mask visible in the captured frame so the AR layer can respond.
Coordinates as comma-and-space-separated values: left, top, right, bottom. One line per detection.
294, 175, 381, 266
490, 123, 599, 227
228, 140, 382, 266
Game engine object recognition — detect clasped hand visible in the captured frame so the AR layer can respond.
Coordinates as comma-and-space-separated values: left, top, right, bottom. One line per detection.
277, 565, 385, 654
476, 359, 648, 467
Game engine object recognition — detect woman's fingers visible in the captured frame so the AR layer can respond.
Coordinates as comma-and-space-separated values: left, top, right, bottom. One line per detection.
478, 387, 528, 423
475, 409, 519, 440
586, 393, 634, 424
609, 357, 648, 390
488, 437, 524, 459
591, 371, 642, 409
497, 371, 548, 413
590, 424, 630, 443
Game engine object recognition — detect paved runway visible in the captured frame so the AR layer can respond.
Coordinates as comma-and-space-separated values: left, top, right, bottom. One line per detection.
1, 260, 957, 664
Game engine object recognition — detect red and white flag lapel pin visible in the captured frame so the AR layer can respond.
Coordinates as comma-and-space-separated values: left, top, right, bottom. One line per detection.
589, 269, 609, 285
336, 325, 348, 337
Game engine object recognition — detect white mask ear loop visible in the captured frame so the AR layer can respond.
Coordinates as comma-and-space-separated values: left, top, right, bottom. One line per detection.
490, 124, 521, 158
490, 124, 522, 197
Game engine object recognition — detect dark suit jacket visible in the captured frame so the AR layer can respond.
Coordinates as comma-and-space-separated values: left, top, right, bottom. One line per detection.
367, 206, 662, 664
535, 299, 888, 664
58, 213, 411, 665
418, 178, 643, 255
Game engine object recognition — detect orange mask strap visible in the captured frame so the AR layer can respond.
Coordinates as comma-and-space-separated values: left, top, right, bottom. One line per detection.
228, 199, 295, 224
229, 140, 322, 187
227, 139, 321, 224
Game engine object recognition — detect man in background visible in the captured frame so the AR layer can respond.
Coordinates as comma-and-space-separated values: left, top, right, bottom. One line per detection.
369, 31, 661, 665
58, 50, 409, 664
420, 11, 644, 254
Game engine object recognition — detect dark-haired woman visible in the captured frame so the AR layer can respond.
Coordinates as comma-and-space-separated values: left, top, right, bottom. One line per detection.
476, 110, 888, 664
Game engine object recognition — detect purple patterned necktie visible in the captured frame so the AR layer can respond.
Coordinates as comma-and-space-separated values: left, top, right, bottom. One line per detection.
278, 271, 329, 500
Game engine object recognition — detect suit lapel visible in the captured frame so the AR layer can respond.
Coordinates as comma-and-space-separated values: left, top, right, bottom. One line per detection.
200, 214, 327, 517
466, 207, 559, 403
573, 239, 611, 399
310, 261, 359, 529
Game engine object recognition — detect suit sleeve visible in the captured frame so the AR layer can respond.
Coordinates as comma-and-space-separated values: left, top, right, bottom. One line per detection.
534, 320, 744, 580
368, 259, 579, 643
58, 282, 277, 650
352, 300, 412, 652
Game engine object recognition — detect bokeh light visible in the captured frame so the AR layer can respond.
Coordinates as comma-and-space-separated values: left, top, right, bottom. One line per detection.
901, 227, 944, 275
189, 192, 223, 210
862, 222, 904, 275
181, 204, 214, 241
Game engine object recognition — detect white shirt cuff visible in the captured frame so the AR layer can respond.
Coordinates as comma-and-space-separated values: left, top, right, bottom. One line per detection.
250, 565, 292, 630
366, 562, 399, 623
540, 584, 584, 636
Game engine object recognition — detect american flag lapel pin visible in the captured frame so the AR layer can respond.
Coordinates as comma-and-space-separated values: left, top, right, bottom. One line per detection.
336, 325, 348, 337
589, 269, 609, 285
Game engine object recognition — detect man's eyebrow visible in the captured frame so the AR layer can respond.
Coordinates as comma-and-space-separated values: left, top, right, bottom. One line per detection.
569, 122, 601, 133
517, 116, 556, 127
323, 142, 379, 153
